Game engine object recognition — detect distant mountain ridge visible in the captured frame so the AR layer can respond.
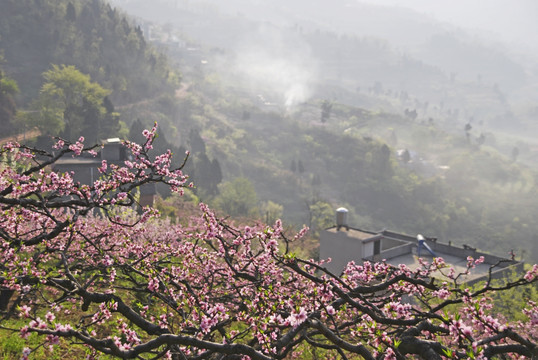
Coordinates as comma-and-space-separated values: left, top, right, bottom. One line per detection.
110, 0, 531, 109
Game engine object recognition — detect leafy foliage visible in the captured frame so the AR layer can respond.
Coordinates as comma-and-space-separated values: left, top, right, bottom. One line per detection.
172, 82, 538, 262
214, 177, 258, 217
34, 64, 118, 142
0, 0, 178, 105
0, 62, 19, 136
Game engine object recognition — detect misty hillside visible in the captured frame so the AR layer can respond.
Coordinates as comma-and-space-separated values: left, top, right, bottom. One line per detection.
111, 0, 538, 135
2, 0, 538, 262
107, 0, 538, 262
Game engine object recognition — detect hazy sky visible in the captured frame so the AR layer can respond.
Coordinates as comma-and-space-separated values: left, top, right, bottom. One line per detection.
358, 0, 538, 52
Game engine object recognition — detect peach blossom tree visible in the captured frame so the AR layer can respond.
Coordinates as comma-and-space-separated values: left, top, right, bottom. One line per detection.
0, 125, 537, 360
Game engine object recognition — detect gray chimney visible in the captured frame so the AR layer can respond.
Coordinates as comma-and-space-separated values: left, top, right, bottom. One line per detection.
336, 207, 348, 230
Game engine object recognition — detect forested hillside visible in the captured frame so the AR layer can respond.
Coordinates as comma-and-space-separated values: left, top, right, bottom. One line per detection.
0, 0, 178, 107
0, 60, 18, 135
165, 75, 538, 262
1, 0, 538, 263
110, 0, 538, 262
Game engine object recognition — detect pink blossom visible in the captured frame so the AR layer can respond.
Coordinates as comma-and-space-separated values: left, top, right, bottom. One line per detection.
20, 326, 30, 339
68, 137, 85, 156
46, 334, 60, 345
384, 347, 396, 360
98, 160, 108, 173
288, 308, 308, 327
53, 139, 65, 150
524, 264, 538, 282
2, 126, 538, 360
45, 311, 55, 323
19, 305, 31, 318
148, 277, 159, 292
21, 347, 31, 360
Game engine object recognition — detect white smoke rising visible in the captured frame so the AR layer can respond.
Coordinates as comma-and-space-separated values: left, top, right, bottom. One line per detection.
230, 24, 319, 108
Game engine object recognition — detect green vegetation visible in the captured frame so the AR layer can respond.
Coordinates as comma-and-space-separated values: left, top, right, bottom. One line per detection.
468, 266, 538, 322
1, 0, 538, 265
34, 64, 117, 142
0, 61, 18, 136
170, 77, 538, 261
214, 177, 259, 218
0, 0, 178, 105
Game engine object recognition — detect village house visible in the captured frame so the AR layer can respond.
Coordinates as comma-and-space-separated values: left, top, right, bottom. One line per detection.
320, 208, 522, 285
52, 138, 156, 208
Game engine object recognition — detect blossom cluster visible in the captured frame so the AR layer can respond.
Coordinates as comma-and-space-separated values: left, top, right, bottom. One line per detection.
0, 126, 537, 360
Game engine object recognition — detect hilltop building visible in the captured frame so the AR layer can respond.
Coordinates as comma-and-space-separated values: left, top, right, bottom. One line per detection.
320, 208, 522, 285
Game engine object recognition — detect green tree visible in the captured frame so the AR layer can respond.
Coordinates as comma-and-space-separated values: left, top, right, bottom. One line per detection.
129, 118, 147, 144
192, 152, 221, 197
65, 2, 76, 22
320, 100, 332, 123
372, 143, 392, 178
297, 159, 305, 174
214, 177, 258, 217
189, 128, 206, 154
308, 200, 334, 234
100, 95, 120, 137
37, 64, 111, 141
261, 200, 283, 225
0, 0, 178, 105
0, 65, 19, 136
211, 158, 223, 186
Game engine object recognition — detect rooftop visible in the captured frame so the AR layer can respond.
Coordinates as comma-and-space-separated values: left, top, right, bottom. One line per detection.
386, 249, 492, 283
321, 225, 522, 285
325, 227, 377, 240
54, 157, 101, 165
